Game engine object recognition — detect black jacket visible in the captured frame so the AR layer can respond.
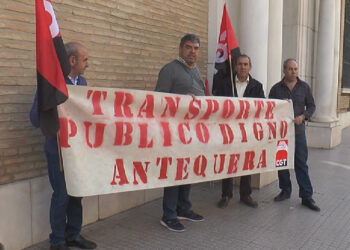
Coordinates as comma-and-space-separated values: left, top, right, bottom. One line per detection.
212, 73, 265, 98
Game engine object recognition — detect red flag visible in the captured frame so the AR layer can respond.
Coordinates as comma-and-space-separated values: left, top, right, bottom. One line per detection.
36, 0, 70, 137
212, 4, 240, 96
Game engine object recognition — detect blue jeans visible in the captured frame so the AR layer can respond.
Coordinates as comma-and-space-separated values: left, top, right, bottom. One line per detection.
278, 132, 313, 198
162, 184, 192, 220
46, 152, 82, 245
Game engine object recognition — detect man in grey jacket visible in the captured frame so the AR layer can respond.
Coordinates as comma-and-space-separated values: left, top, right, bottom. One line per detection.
155, 34, 205, 232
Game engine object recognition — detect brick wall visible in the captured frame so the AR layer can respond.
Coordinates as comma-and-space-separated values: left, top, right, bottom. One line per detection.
0, 0, 209, 184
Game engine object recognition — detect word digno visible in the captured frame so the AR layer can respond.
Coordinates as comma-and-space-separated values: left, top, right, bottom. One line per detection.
59, 90, 286, 148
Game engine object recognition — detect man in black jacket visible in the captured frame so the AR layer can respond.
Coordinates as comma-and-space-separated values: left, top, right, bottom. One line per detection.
212, 54, 265, 208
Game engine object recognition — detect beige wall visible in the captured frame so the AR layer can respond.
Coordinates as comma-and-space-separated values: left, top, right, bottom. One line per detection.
0, 0, 209, 185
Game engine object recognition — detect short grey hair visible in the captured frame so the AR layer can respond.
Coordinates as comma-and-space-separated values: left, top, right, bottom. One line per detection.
235, 54, 252, 66
65, 42, 84, 58
283, 58, 298, 69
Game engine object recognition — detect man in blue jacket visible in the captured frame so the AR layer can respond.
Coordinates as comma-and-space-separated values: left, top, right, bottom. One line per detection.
30, 42, 96, 250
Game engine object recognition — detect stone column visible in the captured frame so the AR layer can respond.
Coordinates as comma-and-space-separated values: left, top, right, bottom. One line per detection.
239, 0, 279, 188
313, 0, 337, 122
307, 0, 342, 148
267, 0, 283, 93
239, 0, 269, 92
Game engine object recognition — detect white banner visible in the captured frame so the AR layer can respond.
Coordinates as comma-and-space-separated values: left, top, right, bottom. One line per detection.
57, 85, 295, 197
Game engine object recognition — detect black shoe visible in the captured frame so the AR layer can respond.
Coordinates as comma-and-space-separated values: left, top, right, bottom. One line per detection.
240, 195, 258, 208
50, 243, 70, 250
66, 235, 97, 249
217, 197, 230, 208
160, 218, 185, 232
274, 191, 291, 202
177, 210, 204, 222
302, 198, 320, 212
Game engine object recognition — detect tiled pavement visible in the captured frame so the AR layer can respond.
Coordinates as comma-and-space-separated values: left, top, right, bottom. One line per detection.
26, 127, 350, 250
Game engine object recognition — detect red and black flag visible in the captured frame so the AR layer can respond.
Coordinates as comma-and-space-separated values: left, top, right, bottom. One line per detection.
35, 0, 70, 137
212, 4, 240, 97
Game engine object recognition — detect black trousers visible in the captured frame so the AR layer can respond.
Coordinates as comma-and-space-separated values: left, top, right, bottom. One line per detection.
221, 175, 252, 199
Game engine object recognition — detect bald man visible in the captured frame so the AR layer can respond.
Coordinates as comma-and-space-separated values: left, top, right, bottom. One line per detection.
30, 42, 96, 250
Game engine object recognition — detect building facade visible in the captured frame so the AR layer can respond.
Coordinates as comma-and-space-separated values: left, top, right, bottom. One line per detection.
208, 0, 350, 149
1, 0, 349, 249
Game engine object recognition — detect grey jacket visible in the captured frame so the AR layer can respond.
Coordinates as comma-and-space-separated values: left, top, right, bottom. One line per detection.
155, 60, 205, 96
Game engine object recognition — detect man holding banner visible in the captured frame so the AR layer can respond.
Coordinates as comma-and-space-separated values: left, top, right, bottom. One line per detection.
213, 54, 265, 208
155, 34, 205, 232
30, 42, 96, 249
269, 58, 320, 212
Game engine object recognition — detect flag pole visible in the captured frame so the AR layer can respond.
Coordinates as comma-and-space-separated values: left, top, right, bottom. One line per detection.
228, 54, 236, 97
57, 132, 64, 172
225, 2, 237, 98
213, 3, 240, 98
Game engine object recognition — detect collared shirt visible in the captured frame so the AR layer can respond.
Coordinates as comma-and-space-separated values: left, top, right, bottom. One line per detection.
177, 56, 197, 69
269, 77, 316, 134
235, 75, 249, 97
68, 75, 79, 85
